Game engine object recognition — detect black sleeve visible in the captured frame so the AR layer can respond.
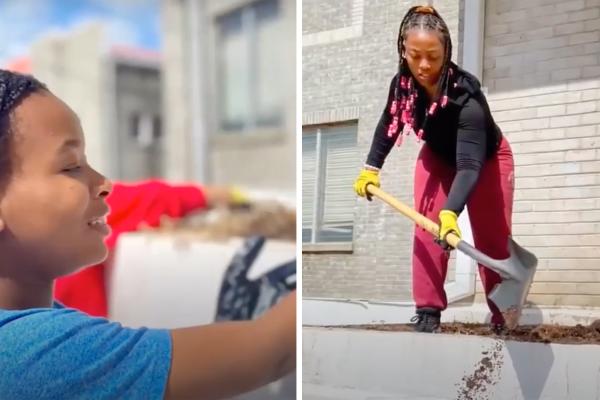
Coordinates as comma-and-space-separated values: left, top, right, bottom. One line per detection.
365, 74, 401, 169
444, 96, 487, 214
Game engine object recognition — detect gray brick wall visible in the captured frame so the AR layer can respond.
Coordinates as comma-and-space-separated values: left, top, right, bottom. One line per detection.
302, 0, 461, 302
303, 0, 600, 307
481, 0, 600, 306
302, 0, 355, 34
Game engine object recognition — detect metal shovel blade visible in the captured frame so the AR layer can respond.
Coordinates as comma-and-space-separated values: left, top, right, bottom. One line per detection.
457, 237, 538, 328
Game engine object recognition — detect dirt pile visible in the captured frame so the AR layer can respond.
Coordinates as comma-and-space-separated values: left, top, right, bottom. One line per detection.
151, 200, 296, 241
347, 320, 600, 344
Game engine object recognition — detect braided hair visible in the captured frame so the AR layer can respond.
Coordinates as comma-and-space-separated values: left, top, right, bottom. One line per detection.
388, 5, 454, 146
0, 70, 47, 186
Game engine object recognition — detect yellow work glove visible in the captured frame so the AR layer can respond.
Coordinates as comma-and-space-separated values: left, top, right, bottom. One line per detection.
353, 168, 380, 201
437, 209, 461, 250
229, 187, 249, 205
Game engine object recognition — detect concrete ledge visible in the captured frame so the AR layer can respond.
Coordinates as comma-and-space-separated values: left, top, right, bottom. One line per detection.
303, 298, 600, 326
302, 242, 353, 253
302, 106, 360, 125
303, 327, 600, 400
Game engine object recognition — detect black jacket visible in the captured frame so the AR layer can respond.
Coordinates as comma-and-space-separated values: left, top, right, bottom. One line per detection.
365, 63, 502, 213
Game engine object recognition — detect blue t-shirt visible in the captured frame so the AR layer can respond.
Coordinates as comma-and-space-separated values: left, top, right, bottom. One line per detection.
0, 302, 171, 399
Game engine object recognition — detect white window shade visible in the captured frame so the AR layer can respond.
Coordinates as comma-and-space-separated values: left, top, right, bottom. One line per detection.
302, 123, 358, 244
219, 11, 249, 130
255, 0, 281, 125
216, 0, 282, 132
320, 126, 357, 241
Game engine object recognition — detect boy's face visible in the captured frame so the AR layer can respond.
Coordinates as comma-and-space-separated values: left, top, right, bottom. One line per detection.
0, 92, 113, 279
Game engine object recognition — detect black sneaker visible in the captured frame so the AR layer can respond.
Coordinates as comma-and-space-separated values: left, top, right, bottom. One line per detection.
410, 308, 441, 333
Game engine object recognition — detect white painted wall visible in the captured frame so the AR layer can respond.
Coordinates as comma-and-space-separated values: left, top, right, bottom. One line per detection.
106, 233, 297, 400
304, 327, 600, 400
107, 233, 295, 328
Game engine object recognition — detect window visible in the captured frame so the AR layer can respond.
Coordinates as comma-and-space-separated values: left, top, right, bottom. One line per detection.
129, 113, 162, 148
216, 0, 282, 133
302, 123, 358, 244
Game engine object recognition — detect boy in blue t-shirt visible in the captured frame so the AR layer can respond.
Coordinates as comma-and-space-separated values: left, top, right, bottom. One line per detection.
0, 303, 170, 399
0, 70, 296, 399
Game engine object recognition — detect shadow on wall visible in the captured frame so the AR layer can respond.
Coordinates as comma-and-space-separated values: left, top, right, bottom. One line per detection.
505, 340, 555, 400
505, 303, 553, 400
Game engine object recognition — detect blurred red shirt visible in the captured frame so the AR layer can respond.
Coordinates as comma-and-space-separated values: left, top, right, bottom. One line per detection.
54, 180, 207, 317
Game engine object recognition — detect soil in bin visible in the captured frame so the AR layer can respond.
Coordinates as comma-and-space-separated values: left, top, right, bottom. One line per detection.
150, 200, 297, 241
338, 320, 600, 344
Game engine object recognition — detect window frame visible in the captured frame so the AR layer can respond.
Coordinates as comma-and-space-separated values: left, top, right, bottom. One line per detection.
302, 122, 358, 253
213, 0, 283, 136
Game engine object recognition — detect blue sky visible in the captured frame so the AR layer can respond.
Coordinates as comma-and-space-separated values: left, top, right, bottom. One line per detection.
0, 0, 160, 64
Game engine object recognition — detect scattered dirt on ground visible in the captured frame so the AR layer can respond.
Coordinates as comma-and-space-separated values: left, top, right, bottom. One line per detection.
456, 340, 504, 400
500, 306, 520, 330
339, 320, 600, 344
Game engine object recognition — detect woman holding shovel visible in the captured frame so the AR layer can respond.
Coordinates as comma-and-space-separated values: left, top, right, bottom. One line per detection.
353, 5, 514, 333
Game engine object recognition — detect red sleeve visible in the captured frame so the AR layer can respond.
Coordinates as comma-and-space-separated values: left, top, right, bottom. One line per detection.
55, 179, 207, 317
105, 179, 208, 249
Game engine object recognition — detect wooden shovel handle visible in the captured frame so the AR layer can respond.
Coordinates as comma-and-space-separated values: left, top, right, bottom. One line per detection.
366, 184, 461, 249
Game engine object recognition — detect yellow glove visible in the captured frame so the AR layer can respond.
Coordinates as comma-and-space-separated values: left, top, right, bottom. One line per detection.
353, 168, 380, 200
437, 209, 461, 249
229, 187, 251, 207
229, 187, 249, 204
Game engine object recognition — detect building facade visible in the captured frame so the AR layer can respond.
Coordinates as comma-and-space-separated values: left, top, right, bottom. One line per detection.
18, 23, 163, 181
162, 0, 296, 193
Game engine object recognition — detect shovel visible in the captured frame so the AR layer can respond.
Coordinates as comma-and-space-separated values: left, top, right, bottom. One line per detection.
366, 184, 538, 329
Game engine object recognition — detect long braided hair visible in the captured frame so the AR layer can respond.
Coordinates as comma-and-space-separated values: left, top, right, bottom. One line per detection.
388, 5, 454, 146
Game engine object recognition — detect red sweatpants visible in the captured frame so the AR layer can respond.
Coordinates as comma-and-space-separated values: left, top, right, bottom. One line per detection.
412, 137, 514, 324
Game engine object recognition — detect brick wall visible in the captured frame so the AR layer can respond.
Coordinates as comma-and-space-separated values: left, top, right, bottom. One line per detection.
302, 0, 355, 33
480, 0, 600, 306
